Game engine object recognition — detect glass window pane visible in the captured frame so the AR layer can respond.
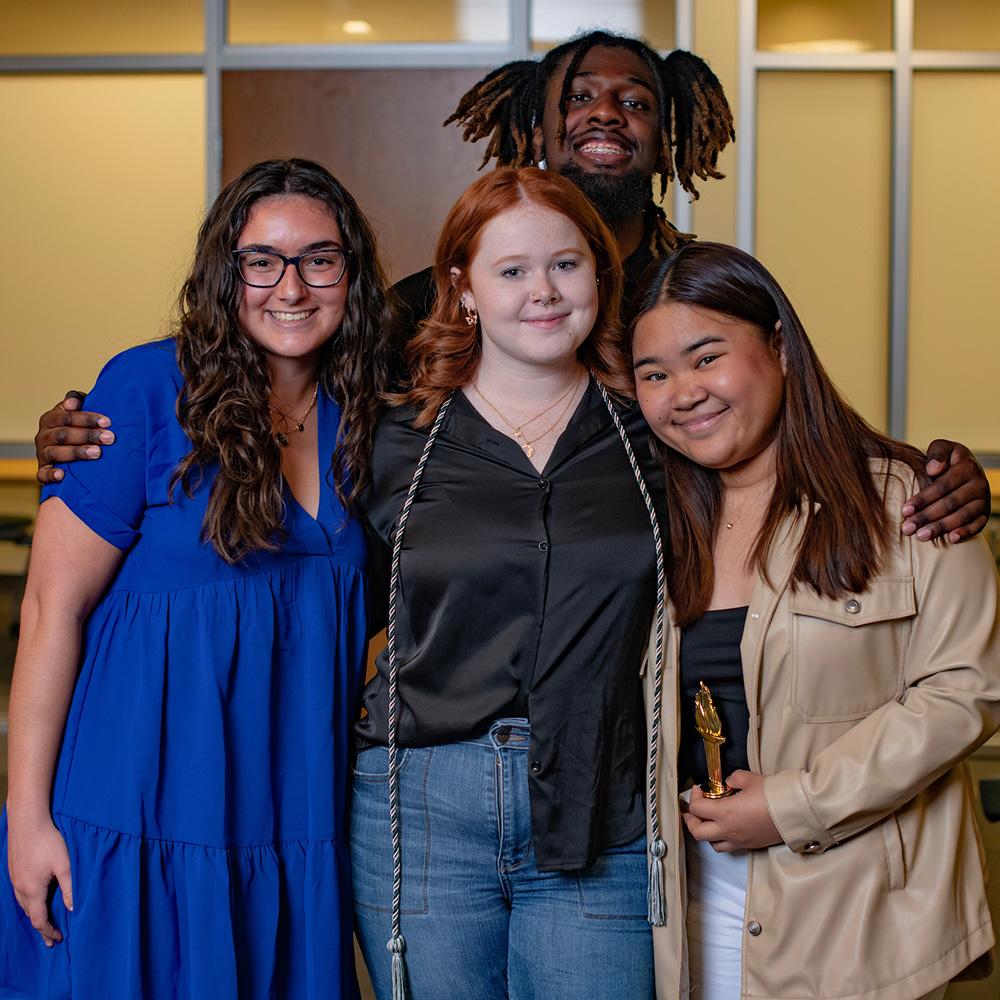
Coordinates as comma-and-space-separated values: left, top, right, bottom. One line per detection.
228, 0, 509, 45
908, 73, 1000, 452
1, 0, 203, 55
0, 75, 205, 442
756, 72, 891, 429
531, 1, 674, 53
914, 0, 1000, 51
758, 0, 891, 53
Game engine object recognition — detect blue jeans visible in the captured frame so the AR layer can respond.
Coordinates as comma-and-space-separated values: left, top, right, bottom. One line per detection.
350, 719, 653, 1000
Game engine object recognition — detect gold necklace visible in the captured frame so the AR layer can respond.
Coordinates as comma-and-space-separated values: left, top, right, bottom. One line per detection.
473, 375, 583, 458
270, 382, 319, 448
515, 379, 584, 458
722, 484, 771, 530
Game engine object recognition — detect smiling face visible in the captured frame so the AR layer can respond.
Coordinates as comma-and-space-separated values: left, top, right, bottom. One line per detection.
633, 301, 787, 479
536, 45, 661, 181
458, 200, 598, 374
235, 193, 349, 366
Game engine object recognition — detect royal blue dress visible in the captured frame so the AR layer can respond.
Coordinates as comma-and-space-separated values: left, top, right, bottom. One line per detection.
0, 340, 368, 999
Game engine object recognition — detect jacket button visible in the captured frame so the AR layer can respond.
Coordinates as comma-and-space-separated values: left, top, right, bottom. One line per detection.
538, 540, 549, 552
530, 760, 542, 773
845, 598, 862, 614
804, 840, 821, 853
747, 921, 762, 936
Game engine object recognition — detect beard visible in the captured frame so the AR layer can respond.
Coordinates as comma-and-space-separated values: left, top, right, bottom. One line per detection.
555, 162, 651, 226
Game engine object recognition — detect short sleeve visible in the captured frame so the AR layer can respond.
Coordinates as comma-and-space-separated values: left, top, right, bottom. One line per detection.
41, 341, 180, 551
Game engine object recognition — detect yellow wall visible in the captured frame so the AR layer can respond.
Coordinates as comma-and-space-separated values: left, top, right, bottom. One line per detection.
691, 0, 739, 245
0, 75, 205, 442
1, 0, 203, 55
907, 72, 1000, 452
756, 72, 892, 429
914, 0, 1000, 51
229, 0, 483, 45
228, 0, 675, 49
757, 0, 891, 52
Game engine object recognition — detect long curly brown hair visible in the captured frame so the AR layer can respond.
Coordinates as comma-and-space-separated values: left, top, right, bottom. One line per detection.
393, 167, 633, 427
171, 158, 391, 563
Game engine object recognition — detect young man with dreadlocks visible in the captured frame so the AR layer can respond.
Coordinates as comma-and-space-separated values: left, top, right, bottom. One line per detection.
386, 31, 989, 541
393, 30, 734, 339
34, 29, 991, 536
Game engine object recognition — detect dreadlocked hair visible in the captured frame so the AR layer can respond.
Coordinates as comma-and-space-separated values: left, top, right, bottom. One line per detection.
444, 60, 540, 168
445, 31, 734, 247
662, 49, 734, 200
170, 158, 392, 564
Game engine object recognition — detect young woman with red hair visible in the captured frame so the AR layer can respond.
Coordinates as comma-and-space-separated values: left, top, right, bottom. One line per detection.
351, 167, 664, 999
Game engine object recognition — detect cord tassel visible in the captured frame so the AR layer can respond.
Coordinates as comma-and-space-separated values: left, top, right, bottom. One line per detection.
594, 380, 668, 931
385, 397, 451, 1000
647, 837, 667, 926
388, 934, 408, 1000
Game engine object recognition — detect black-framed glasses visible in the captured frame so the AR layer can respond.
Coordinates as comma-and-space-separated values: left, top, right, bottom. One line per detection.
232, 247, 351, 288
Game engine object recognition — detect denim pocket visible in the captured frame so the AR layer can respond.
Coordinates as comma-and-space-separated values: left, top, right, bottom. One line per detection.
352, 745, 411, 780
350, 747, 432, 915
575, 833, 648, 920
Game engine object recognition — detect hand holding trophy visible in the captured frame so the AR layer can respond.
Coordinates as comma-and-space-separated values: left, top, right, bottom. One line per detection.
694, 681, 735, 799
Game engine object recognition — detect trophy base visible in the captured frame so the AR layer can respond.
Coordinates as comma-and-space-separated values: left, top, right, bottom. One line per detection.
700, 782, 736, 799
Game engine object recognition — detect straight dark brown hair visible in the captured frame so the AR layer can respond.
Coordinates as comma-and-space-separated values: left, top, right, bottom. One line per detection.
631, 242, 928, 628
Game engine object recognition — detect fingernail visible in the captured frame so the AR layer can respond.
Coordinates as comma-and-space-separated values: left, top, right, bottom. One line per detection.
85, 447, 100, 458
917, 527, 931, 540
99, 431, 115, 444
54, 470, 64, 481
901, 522, 915, 535
45, 940, 53, 949
97, 417, 111, 427
901, 504, 914, 516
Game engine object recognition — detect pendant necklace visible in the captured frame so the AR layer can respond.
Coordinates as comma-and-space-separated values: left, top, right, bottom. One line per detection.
473, 375, 583, 459
271, 382, 319, 448
722, 484, 771, 530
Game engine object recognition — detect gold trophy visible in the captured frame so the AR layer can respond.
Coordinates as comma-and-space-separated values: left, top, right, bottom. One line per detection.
694, 681, 735, 799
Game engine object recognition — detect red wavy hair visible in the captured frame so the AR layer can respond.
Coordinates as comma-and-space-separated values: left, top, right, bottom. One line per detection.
393, 167, 632, 426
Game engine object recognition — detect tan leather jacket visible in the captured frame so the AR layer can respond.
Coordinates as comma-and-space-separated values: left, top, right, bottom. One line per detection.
645, 467, 1000, 1000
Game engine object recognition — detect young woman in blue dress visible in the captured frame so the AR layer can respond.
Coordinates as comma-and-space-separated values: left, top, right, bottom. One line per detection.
0, 159, 391, 999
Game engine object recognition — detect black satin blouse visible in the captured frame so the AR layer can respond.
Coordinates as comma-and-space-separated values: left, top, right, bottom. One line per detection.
357, 383, 664, 871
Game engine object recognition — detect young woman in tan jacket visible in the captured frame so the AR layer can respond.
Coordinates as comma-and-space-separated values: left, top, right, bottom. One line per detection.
631, 242, 1000, 1000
